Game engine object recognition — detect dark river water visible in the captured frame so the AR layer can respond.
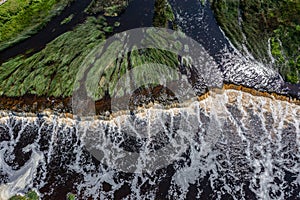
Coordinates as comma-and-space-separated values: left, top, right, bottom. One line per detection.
0, 0, 226, 64
0, 0, 300, 199
0, 0, 155, 64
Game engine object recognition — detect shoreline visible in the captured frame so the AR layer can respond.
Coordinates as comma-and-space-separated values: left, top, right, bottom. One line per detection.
0, 83, 299, 120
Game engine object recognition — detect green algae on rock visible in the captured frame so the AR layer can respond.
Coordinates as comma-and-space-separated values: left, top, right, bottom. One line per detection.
9, 190, 38, 200
210, 0, 300, 83
67, 193, 76, 200
153, 0, 176, 28
60, 14, 74, 25
0, 0, 73, 51
9, 190, 77, 200
85, 0, 128, 16
0, 16, 107, 97
0, 23, 183, 100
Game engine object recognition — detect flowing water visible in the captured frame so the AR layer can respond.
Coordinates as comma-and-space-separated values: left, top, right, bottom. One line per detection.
0, 0, 300, 199
0, 90, 299, 199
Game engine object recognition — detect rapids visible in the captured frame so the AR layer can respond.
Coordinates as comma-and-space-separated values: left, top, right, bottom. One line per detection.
0, 89, 299, 199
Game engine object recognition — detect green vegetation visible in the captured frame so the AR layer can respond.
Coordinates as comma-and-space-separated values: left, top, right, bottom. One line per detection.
9, 190, 39, 200
211, 0, 300, 83
9, 190, 77, 200
0, 16, 107, 97
0, 0, 72, 51
85, 0, 128, 16
103, 26, 113, 33
60, 14, 74, 25
114, 21, 121, 27
200, 0, 206, 5
67, 193, 76, 200
270, 22, 300, 83
89, 48, 180, 100
76, 28, 183, 100
103, 4, 126, 17
153, 0, 176, 28
0, 21, 183, 99
0, 0, 185, 99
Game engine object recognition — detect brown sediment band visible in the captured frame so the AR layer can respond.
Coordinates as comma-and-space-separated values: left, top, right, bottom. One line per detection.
0, 84, 299, 119
197, 92, 210, 101
222, 84, 300, 105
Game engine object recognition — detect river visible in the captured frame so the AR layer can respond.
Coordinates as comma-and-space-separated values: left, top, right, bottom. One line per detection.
0, 0, 300, 199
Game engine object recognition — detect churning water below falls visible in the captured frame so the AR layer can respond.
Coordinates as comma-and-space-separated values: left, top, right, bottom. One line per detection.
0, 89, 299, 199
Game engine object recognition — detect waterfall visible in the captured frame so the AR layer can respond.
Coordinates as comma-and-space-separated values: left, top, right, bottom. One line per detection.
0, 0, 299, 199
0, 89, 299, 199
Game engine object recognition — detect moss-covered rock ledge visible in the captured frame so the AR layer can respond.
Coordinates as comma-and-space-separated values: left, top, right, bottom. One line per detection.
8, 190, 76, 200
210, 0, 300, 83
0, 0, 73, 51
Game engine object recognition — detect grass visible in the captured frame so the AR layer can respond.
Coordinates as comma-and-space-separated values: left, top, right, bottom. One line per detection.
153, 0, 176, 28
0, 0, 187, 99
0, 17, 182, 98
0, 16, 107, 97
60, 14, 74, 25
0, 0, 72, 51
79, 41, 181, 100
9, 190, 38, 200
85, 0, 128, 16
0, 22, 184, 99
67, 193, 76, 200
211, 0, 300, 83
